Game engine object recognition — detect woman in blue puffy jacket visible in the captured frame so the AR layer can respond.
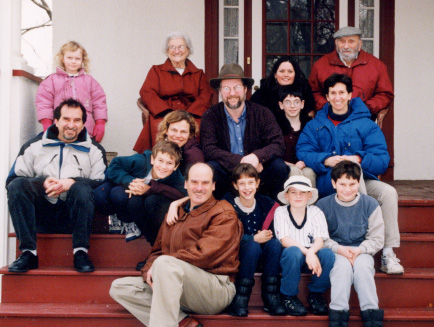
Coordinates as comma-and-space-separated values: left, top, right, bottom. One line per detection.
296, 73, 404, 276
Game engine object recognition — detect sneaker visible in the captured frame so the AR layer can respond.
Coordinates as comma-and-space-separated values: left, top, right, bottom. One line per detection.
282, 295, 307, 316
124, 222, 142, 242
308, 292, 328, 315
8, 251, 39, 273
73, 250, 95, 273
109, 214, 123, 234
380, 252, 404, 274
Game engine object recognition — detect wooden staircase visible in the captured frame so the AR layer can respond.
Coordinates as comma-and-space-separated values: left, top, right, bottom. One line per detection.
0, 181, 433, 326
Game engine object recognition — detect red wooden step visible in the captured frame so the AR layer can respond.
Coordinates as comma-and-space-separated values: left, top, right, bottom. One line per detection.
0, 303, 433, 327
0, 267, 140, 304
373, 233, 434, 269
11, 234, 152, 268
393, 233, 434, 268
398, 205, 434, 233
2, 267, 433, 309
11, 232, 433, 270
248, 269, 434, 309
389, 180, 434, 233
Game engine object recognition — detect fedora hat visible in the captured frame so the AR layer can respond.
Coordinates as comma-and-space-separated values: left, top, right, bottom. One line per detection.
277, 175, 319, 205
210, 63, 254, 89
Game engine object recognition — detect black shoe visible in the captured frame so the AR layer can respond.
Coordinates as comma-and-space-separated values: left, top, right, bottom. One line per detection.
361, 309, 384, 327
135, 259, 147, 271
261, 276, 286, 316
8, 251, 38, 273
74, 250, 95, 273
282, 295, 307, 316
226, 278, 255, 317
329, 309, 350, 327
308, 292, 329, 315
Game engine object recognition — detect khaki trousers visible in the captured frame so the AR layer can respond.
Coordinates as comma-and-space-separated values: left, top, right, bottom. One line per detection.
110, 255, 236, 327
359, 178, 400, 248
288, 165, 317, 187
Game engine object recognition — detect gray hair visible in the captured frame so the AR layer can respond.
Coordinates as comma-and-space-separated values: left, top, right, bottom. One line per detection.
163, 31, 194, 55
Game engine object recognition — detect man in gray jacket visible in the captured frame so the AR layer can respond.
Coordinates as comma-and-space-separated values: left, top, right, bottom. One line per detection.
6, 98, 106, 273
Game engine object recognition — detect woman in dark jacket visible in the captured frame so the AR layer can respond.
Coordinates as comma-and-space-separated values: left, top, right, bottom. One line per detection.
155, 110, 204, 175
250, 56, 315, 134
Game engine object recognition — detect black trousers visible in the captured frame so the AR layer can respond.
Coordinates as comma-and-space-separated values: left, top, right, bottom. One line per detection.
7, 177, 95, 252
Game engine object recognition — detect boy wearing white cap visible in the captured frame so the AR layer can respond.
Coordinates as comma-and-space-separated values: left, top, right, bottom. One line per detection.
274, 175, 334, 316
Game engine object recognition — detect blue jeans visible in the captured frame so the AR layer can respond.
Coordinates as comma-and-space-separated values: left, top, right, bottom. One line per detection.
280, 246, 335, 296
238, 238, 282, 279
208, 157, 288, 201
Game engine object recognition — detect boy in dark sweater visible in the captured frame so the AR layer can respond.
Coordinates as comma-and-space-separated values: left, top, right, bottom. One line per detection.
316, 161, 384, 327
94, 141, 186, 264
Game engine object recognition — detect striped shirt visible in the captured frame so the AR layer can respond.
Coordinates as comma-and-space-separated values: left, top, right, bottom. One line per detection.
274, 205, 329, 248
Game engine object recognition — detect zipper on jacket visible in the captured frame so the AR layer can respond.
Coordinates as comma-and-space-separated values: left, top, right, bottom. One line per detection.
73, 155, 83, 176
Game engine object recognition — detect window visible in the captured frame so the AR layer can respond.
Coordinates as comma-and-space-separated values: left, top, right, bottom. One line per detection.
220, 0, 244, 67
355, 0, 379, 57
264, 0, 338, 77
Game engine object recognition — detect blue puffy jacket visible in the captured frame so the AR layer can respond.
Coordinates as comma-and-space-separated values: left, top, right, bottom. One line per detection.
296, 97, 390, 197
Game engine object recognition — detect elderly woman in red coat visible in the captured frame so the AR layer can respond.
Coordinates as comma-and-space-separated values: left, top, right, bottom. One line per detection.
133, 32, 214, 153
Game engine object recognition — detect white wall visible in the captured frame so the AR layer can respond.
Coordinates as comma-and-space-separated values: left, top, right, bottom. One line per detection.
394, 1, 434, 179
53, 0, 205, 156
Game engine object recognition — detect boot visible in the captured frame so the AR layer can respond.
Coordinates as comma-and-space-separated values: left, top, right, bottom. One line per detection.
361, 309, 384, 327
329, 309, 350, 327
261, 276, 286, 316
226, 278, 254, 317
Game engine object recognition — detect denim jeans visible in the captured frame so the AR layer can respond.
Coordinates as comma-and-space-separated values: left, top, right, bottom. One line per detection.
238, 238, 282, 279
280, 246, 335, 296
7, 177, 94, 251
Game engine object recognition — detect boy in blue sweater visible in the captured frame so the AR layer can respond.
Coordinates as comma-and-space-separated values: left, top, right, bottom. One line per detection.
316, 161, 384, 327
94, 141, 186, 267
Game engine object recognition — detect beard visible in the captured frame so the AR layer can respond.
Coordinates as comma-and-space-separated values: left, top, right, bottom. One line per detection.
62, 128, 78, 141
224, 96, 244, 110
337, 47, 359, 62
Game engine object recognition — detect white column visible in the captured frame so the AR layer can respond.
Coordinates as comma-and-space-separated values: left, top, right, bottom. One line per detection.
0, 0, 14, 273
11, 0, 32, 71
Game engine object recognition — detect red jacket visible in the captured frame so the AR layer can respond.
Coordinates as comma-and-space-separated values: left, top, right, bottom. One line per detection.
142, 196, 243, 282
309, 50, 394, 114
133, 59, 213, 153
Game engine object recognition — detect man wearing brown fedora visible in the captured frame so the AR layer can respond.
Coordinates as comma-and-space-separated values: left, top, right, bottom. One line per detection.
200, 63, 287, 200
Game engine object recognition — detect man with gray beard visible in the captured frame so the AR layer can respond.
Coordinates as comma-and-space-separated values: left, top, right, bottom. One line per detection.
309, 26, 394, 118
200, 63, 287, 200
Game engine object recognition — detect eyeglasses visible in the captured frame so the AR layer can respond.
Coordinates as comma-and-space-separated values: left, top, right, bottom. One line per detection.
282, 99, 302, 107
168, 45, 187, 52
221, 85, 244, 94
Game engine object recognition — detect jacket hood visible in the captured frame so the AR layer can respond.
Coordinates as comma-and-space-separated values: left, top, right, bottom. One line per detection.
317, 97, 371, 123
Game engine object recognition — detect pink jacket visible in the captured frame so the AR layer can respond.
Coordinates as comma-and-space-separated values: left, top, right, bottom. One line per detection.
36, 67, 108, 135
309, 50, 394, 114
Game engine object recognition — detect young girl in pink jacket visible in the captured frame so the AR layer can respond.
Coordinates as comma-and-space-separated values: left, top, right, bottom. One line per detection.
36, 41, 108, 142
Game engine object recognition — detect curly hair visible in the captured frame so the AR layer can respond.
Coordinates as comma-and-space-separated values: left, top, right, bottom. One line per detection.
55, 41, 90, 73
156, 110, 198, 143
163, 31, 193, 55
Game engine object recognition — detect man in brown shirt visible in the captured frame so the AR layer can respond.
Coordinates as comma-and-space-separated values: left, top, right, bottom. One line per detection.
110, 163, 243, 327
